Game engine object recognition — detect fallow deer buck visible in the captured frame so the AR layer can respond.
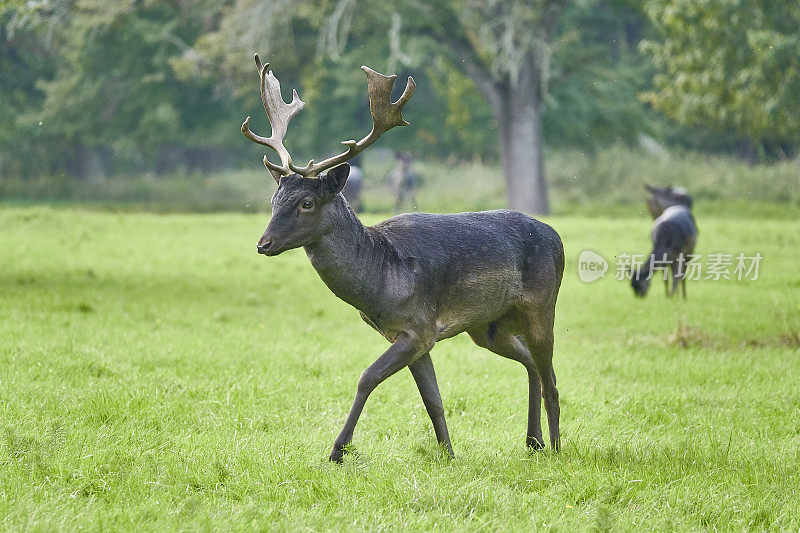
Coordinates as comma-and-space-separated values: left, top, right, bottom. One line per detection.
242, 55, 565, 462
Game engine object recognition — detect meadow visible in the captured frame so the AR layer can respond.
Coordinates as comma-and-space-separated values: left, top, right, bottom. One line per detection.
1, 202, 799, 531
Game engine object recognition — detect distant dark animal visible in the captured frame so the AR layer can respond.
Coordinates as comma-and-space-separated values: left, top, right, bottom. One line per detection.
645, 184, 692, 219
389, 151, 418, 213
631, 205, 698, 298
241, 55, 565, 462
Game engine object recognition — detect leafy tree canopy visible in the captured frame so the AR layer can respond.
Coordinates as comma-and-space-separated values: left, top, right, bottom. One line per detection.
641, 0, 800, 154
3, 0, 795, 180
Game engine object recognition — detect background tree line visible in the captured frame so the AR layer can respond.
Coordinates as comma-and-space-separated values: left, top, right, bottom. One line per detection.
1, 0, 798, 213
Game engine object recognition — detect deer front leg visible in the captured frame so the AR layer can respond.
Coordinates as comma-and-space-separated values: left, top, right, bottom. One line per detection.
330, 332, 432, 463
409, 353, 454, 457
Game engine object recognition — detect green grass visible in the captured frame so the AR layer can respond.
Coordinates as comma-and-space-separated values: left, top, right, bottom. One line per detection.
1, 206, 799, 530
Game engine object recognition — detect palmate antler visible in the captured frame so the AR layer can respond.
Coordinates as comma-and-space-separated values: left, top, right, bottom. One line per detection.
241, 54, 305, 176
242, 54, 416, 178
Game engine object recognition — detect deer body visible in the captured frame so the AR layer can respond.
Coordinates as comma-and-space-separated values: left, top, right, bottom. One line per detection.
632, 205, 698, 298
242, 55, 564, 462
304, 198, 563, 343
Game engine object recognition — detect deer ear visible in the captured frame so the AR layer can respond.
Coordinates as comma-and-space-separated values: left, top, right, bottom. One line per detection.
263, 156, 284, 185
321, 163, 350, 197
268, 168, 283, 185
644, 184, 656, 193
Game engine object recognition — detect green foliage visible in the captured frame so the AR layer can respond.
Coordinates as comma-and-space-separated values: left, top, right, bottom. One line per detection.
641, 0, 800, 154
310, 0, 665, 158
35, 0, 233, 169
2, 0, 798, 180
425, 58, 497, 158
0, 3, 61, 177
1, 206, 799, 529
407, 0, 564, 91
2, 0, 239, 177
544, 0, 659, 148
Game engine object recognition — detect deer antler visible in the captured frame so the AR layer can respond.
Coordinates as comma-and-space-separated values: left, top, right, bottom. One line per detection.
241, 54, 305, 176
242, 55, 415, 178
293, 67, 416, 177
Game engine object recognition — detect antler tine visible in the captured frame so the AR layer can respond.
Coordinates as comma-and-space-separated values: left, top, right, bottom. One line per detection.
295, 66, 416, 177
241, 54, 305, 176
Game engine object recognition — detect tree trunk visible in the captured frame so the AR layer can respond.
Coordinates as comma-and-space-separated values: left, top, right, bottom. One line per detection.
495, 86, 550, 215
433, 32, 552, 214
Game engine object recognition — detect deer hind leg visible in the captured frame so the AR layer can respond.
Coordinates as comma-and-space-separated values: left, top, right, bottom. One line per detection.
671, 271, 680, 297
330, 332, 433, 463
676, 257, 688, 299
524, 316, 560, 451
468, 320, 545, 450
667, 260, 683, 297
408, 352, 454, 457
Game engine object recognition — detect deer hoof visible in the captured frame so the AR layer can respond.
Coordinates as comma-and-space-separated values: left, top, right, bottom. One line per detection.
329, 443, 345, 464
526, 436, 545, 451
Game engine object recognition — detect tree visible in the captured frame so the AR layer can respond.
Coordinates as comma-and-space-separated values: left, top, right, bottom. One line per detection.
387, 1, 568, 214
641, 0, 800, 159
293, 0, 567, 214
18, 0, 236, 177
319, 1, 647, 214
0, 1, 65, 178
0, 0, 661, 184
543, 0, 657, 150
192, 0, 652, 214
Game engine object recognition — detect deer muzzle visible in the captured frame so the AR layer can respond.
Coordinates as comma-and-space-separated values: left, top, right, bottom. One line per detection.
257, 235, 277, 256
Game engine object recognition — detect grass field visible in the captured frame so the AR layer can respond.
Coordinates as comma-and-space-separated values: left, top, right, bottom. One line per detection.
1, 206, 799, 530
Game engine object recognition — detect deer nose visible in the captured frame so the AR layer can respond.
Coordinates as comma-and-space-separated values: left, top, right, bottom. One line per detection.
257, 239, 272, 255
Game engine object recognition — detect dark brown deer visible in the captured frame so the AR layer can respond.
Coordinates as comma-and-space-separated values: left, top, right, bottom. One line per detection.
242, 55, 564, 462
631, 203, 698, 299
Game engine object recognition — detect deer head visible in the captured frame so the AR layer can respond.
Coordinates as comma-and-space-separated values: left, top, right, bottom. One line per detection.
242, 54, 415, 255
645, 184, 692, 219
630, 268, 651, 297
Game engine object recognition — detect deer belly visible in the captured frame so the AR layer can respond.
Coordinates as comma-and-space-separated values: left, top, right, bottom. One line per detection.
434, 271, 520, 339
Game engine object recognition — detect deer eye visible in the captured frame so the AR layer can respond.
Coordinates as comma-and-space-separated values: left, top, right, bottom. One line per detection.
300, 200, 314, 211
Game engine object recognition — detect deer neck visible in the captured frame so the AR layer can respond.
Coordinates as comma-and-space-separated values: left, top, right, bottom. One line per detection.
303, 197, 385, 314
637, 258, 653, 279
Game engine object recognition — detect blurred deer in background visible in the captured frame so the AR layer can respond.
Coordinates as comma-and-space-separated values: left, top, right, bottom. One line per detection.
389, 151, 418, 213
242, 55, 564, 462
645, 184, 692, 219
632, 186, 698, 298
